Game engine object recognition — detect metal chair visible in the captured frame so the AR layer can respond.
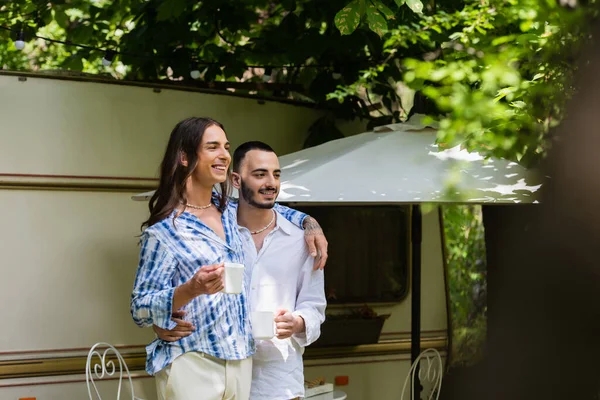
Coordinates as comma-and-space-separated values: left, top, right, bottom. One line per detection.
86, 342, 141, 400
400, 348, 444, 400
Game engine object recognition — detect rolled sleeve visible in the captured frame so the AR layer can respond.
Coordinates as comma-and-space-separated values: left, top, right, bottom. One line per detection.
292, 256, 326, 347
130, 233, 178, 330
292, 309, 321, 347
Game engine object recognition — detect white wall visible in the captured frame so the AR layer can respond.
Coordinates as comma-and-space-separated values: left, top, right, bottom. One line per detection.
0, 74, 334, 177
0, 190, 151, 350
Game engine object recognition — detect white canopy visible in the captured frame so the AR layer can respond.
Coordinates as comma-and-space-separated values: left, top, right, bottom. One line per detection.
132, 115, 542, 204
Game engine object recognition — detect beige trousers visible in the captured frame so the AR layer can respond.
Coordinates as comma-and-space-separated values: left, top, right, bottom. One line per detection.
155, 351, 252, 400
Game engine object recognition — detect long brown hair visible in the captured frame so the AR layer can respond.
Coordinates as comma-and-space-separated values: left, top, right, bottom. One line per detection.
142, 117, 231, 229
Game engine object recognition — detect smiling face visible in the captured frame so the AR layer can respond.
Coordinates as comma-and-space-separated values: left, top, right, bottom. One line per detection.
186, 124, 231, 187
233, 149, 280, 209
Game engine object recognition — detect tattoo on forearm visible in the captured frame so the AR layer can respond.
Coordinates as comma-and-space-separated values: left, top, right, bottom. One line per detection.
303, 217, 323, 235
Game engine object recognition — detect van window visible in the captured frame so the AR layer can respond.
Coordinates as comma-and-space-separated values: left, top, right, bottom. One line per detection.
293, 205, 410, 303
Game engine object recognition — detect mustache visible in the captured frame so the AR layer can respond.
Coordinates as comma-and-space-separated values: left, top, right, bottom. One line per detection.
258, 187, 278, 193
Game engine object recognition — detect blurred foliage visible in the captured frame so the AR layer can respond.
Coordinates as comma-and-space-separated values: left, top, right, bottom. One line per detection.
0, 0, 598, 161
0, 0, 388, 109
330, 0, 599, 165
442, 204, 487, 367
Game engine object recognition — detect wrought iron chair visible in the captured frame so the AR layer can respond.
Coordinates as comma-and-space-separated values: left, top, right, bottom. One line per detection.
86, 342, 142, 400
400, 348, 444, 400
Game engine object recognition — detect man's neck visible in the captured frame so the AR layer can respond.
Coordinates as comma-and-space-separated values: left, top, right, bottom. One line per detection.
184, 180, 214, 208
237, 201, 274, 232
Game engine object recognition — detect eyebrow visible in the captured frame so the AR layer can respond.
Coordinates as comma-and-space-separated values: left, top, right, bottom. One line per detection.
204, 141, 230, 146
251, 168, 281, 174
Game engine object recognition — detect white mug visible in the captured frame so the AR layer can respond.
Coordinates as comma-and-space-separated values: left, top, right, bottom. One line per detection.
252, 311, 276, 340
221, 262, 244, 294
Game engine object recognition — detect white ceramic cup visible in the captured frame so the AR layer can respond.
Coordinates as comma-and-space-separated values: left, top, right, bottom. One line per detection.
221, 262, 244, 294
251, 311, 276, 340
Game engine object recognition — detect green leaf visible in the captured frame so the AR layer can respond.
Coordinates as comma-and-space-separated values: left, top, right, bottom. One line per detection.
21, 3, 38, 14
156, 3, 171, 21
373, 0, 395, 19
520, 20, 534, 32
394, 0, 406, 6
334, 0, 363, 35
406, 0, 424, 14
469, 272, 481, 280
41, 10, 53, 25
359, 0, 367, 15
491, 35, 516, 46
366, 4, 388, 37
63, 55, 83, 71
157, 0, 187, 21
70, 26, 94, 45
54, 9, 69, 29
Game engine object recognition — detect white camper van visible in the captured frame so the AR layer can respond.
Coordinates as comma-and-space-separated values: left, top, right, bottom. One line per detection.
0, 71, 541, 400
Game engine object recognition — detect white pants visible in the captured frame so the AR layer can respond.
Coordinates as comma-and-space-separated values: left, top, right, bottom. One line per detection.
155, 351, 252, 400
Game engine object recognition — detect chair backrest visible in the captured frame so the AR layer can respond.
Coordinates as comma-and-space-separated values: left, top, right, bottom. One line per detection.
400, 348, 444, 400
86, 342, 137, 400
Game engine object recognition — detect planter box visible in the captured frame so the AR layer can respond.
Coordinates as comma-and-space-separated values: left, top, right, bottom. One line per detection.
311, 316, 388, 347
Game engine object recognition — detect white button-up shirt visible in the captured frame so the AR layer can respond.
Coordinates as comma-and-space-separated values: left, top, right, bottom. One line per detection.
239, 211, 326, 400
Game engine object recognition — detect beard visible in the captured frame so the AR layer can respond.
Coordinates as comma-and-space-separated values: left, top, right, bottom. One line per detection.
240, 180, 277, 209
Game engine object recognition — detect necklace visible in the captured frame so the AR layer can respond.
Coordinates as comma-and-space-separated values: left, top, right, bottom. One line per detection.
250, 210, 276, 235
184, 201, 212, 210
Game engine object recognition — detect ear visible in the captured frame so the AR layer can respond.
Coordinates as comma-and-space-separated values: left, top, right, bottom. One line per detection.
231, 172, 241, 189
179, 151, 188, 167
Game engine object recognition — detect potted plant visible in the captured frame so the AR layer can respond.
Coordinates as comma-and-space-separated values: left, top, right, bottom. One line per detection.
311, 305, 390, 347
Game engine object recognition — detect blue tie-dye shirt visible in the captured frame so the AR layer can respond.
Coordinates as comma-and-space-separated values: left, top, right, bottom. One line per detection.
130, 199, 307, 375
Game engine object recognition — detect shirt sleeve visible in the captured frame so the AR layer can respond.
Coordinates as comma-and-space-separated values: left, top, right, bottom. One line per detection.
274, 203, 308, 229
292, 252, 327, 347
130, 232, 178, 330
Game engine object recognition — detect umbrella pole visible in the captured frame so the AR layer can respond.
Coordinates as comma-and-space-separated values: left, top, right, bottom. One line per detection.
410, 204, 422, 398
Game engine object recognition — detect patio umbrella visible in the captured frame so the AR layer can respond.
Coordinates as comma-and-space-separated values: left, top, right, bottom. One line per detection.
275, 118, 541, 204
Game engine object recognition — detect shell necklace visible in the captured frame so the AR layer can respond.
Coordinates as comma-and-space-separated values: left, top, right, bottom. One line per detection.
184, 201, 212, 210
251, 210, 276, 235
